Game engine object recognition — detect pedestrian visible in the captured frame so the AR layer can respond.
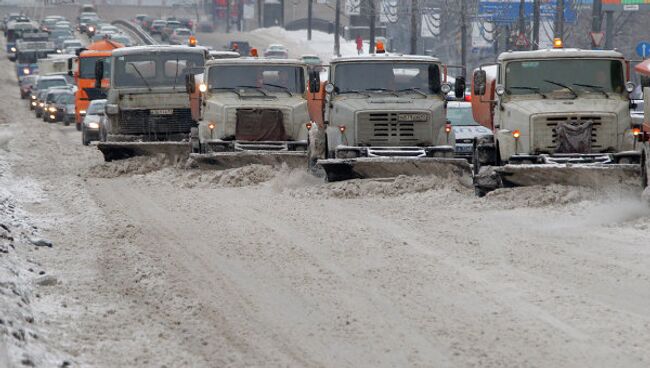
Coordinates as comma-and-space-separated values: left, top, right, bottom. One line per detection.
356, 35, 363, 55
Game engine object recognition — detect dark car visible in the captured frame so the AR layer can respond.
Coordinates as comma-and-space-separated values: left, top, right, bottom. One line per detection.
161, 20, 181, 41
19, 75, 37, 99
48, 91, 75, 124
227, 41, 251, 56
31, 76, 68, 113
43, 87, 73, 122
150, 19, 166, 35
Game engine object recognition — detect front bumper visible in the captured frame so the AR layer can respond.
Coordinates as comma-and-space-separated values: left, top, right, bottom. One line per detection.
508, 152, 642, 165
334, 145, 455, 159
202, 139, 308, 153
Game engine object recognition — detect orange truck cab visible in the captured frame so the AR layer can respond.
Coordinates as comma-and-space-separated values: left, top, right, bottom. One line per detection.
75, 39, 123, 129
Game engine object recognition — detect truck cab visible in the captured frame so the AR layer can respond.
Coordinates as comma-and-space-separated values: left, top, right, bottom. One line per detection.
472, 48, 640, 166
314, 55, 456, 159
194, 58, 311, 153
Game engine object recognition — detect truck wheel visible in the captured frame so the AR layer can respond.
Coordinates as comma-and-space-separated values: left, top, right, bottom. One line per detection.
642, 151, 648, 189
190, 127, 200, 153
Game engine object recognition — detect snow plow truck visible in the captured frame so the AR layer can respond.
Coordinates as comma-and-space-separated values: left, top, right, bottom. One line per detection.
471, 47, 646, 196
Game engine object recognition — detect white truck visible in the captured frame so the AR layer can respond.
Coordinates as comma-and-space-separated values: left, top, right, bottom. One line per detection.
190, 58, 312, 169
309, 55, 469, 182
471, 48, 644, 195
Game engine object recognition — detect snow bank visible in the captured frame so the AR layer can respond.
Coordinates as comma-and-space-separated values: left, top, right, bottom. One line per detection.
86, 155, 178, 178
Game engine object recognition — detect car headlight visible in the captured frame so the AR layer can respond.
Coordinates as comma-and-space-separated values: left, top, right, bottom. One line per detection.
23, 68, 30, 75
88, 122, 100, 129
31, 101, 37, 106
31, 95, 36, 100
10, 47, 16, 52
39, 102, 44, 107
48, 106, 57, 112
88, 26, 95, 32
80, 110, 86, 115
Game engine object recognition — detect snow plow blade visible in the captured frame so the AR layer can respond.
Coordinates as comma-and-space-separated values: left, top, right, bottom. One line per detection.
97, 142, 190, 162
188, 151, 308, 170
495, 164, 642, 188
318, 157, 472, 182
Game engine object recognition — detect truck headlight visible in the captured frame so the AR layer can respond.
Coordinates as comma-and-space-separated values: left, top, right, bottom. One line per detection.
80, 109, 87, 115
105, 104, 118, 115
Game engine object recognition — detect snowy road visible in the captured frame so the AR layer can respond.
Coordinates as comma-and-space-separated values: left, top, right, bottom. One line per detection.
2, 40, 650, 367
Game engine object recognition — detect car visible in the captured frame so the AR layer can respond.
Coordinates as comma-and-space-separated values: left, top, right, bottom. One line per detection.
98, 24, 119, 35
109, 34, 131, 47
300, 54, 321, 65
19, 75, 37, 99
79, 16, 100, 34
134, 14, 148, 25
43, 87, 73, 122
82, 99, 107, 145
61, 39, 83, 53
161, 20, 182, 41
227, 41, 251, 56
150, 19, 166, 35
446, 100, 492, 160
168, 28, 193, 45
264, 44, 289, 59
49, 91, 75, 125
31, 75, 68, 112
40, 18, 59, 32
50, 29, 74, 48
55, 21, 74, 32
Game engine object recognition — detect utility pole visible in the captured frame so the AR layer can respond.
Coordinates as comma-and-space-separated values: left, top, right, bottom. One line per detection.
334, 0, 341, 57
460, 0, 467, 76
410, 0, 418, 55
604, 10, 613, 49
369, 0, 376, 53
280, 0, 285, 27
226, 0, 231, 33
257, 0, 263, 28
554, 0, 564, 39
517, 0, 526, 50
237, 0, 243, 32
307, 0, 313, 40
532, 0, 540, 50
591, 0, 602, 49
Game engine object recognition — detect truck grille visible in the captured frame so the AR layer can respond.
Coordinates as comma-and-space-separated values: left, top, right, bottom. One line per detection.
118, 109, 193, 135
531, 114, 617, 153
357, 112, 431, 146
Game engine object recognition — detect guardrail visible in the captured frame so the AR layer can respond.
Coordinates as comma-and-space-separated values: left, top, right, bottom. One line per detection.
111, 19, 158, 46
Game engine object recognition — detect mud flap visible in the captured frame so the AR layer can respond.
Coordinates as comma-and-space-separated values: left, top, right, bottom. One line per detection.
188, 151, 308, 170
494, 164, 642, 188
98, 142, 190, 162
317, 157, 472, 182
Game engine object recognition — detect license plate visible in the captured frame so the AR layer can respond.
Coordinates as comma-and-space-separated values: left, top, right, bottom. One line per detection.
398, 113, 428, 122
150, 109, 173, 115
456, 145, 473, 153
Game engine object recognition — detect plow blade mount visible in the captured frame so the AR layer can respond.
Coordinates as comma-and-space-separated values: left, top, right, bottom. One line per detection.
318, 157, 472, 182
495, 164, 642, 188
98, 142, 190, 162
189, 151, 308, 170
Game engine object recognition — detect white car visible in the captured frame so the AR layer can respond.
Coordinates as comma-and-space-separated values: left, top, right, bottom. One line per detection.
82, 99, 106, 146
446, 101, 492, 160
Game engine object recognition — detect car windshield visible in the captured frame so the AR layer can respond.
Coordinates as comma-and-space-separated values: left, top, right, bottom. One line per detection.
88, 101, 106, 114
113, 52, 204, 88
37, 78, 67, 90
79, 56, 111, 79
176, 30, 190, 36
333, 61, 442, 95
447, 105, 479, 126
505, 59, 626, 96
208, 64, 305, 94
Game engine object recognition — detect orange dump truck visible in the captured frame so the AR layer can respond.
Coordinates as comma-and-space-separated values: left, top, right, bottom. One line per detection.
75, 39, 123, 130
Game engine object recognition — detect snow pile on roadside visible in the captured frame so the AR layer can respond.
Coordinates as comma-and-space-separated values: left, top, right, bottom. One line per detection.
0, 187, 71, 367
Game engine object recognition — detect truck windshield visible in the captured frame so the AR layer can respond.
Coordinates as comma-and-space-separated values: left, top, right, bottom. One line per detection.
207, 65, 305, 94
17, 51, 50, 64
113, 52, 204, 88
79, 56, 111, 79
333, 62, 441, 95
505, 59, 625, 96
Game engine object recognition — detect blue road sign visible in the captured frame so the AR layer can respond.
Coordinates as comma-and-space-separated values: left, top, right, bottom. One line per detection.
479, 0, 577, 24
636, 42, 650, 59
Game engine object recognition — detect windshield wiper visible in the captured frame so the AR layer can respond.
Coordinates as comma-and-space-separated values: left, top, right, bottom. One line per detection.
211, 87, 241, 98
396, 87, 427, 98
364, 88, 399, 96
573, 83, 609, 98
263, 83, 293, 96
508, 86, 547, 98
129, 63, 152, 92
543, 79, 578, 99
235, 85, 271, 97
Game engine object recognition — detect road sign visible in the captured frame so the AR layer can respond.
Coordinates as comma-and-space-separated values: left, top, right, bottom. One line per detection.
590, 32, 605, 48
636, 42, 650, 59
478, 0, 577, 24
603, 1, 650, 11
515, 32, 529, 48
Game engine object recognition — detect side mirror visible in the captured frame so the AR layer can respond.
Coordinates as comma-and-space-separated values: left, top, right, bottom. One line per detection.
454, 76, 466, 99
75, 47, 87, 57
640, 76, 650, 88
309, 70, 320, 93
473, 70, 487, 96
185, 74, 196, 94
94, 60, 104, 89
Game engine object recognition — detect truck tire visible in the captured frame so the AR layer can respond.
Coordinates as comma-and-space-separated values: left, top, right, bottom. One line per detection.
472, 137, 501, 197
190, 127, 200, 153
642, 150, 648, 189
